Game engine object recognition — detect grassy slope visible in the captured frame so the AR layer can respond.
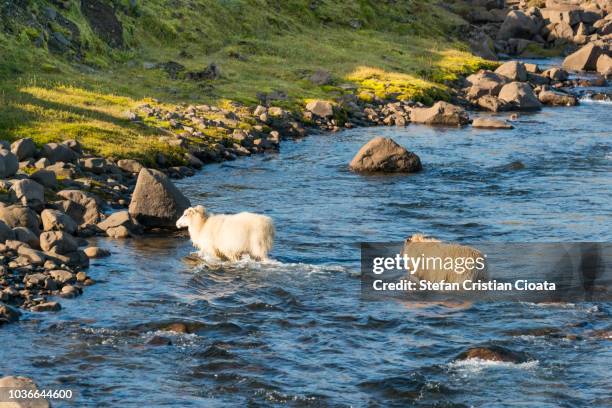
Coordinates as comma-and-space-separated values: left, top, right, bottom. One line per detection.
0, 0, 495, 164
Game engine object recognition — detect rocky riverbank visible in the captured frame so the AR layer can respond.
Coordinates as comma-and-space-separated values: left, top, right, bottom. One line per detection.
1, 1, 611, 328
1, 50, 611, 327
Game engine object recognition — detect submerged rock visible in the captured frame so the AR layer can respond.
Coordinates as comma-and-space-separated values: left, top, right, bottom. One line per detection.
456, 345, 532, 363
472, 118, 513, 129
349, 137, 422, 173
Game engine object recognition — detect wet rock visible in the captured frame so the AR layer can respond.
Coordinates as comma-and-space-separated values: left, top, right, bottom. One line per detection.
9, 179, 45, 211
84, 246, 110, 258
495, 61, 528, 82
563, 43, 603, 71
0, 204, 40, 233
456, 345, 531, 363
106, 225, 131, 238
10, 138, 37, 160
349, 137, 422, 173
56, 190, 103, 226
39, 231, 78, 254
162, 322, 190, 334
410, 101, 469, 126
498, 82, 542, 111
472, 118, 513, 129
0, 149, 19, 178
30, 301, 61, 312
305, 100, 334, 119
538, 90, 578, 106
30, 169, 58, 189
41, 142, 79, 164
147, 335, 173, 346
128, 168, 191, 228
13, 227, 40, 249
41, 209, 78, 234
0, 303, 21, 324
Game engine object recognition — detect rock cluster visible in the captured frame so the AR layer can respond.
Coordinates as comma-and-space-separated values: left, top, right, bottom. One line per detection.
0, 137, 190, 325
466, 0, 612, 67
462, 60, 582, 111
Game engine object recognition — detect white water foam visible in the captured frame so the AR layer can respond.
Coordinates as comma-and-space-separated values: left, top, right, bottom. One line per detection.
448, 358, 539, 374
190, 252, 355, 276
579, 96, 612, 105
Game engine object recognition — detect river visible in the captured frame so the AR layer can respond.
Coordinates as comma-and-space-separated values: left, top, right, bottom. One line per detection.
1, 66, 611, 407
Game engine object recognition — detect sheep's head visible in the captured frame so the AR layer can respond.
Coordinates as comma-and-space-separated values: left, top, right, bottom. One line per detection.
176, 205, 207, 229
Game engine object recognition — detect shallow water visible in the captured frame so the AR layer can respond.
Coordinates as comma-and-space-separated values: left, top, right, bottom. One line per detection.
1, 92, 611, 406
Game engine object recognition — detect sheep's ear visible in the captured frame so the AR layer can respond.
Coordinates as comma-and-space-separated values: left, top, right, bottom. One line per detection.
194, 205, 206, 216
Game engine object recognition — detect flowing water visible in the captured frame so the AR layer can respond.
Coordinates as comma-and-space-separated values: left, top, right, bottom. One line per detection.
1, 74, 611, 407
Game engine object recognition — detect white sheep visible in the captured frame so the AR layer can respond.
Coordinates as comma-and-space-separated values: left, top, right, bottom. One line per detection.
176, 206, 275, 261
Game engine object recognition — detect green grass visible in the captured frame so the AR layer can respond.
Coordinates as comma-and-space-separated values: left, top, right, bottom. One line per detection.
0, 0, 496, 163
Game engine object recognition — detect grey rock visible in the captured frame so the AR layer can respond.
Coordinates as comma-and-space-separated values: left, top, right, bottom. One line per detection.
41, 209, 78, 234
9, 179, 45, 211
128, 168, 191, 228
10, 138, 37, 160
39, 231, 78, 254
349, 137, 422, 173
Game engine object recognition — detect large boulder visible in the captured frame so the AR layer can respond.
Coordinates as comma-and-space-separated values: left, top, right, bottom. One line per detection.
39, 231, 78, 254
497, 10, 539, 40
538, 89, 578, 106
10, 137, 37, 160
305, 100, 334, 119
56, 190, 102, 226
41, 142, 79, 164
9, 179, 45, 211
494, 61, 528, 82
349, 137, 422, 173
41, 209, 78, 234
128, 168, 191, 228
498, 82, 542, 111
0, 376, 50, 407
0, 204, 40, 233
0, 149, 19, 178
562, 43, 604, 71
465, 70, 507, 98
410, 101, 469, 126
